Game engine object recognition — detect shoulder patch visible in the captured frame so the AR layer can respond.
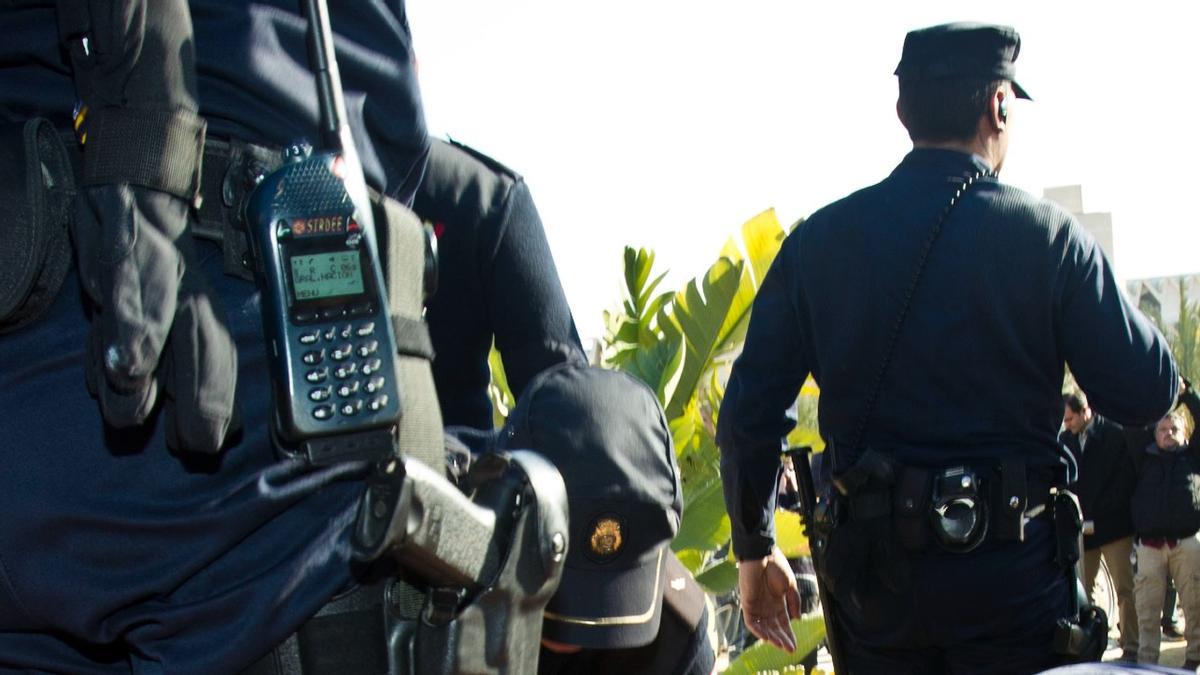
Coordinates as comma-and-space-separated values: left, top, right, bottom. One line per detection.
445, 137, 522, 180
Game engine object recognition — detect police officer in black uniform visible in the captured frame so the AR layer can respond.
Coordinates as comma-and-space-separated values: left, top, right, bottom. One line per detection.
415, 137, 585, 430
0, 2, 432, 672
717, 23, 1179, 673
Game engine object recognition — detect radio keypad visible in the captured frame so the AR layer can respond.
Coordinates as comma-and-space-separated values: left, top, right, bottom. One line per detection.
368, 394, 389, 412
299, 320, 391, 421
364, 376, 385, 394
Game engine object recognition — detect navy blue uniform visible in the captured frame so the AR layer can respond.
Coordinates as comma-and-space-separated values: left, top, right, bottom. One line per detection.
416, 138, 584, 429
718, 149, 1178, 671
0, 3, 427, 672
0, 2, 428, 202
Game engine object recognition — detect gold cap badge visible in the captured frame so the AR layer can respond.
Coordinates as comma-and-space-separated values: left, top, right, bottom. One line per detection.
589, 517, 624, 559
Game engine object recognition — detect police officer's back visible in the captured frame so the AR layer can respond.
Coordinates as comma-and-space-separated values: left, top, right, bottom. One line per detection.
0, 2, 432, 671
717, 23, 1178, 673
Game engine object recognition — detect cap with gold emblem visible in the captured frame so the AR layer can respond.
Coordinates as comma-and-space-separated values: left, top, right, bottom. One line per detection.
499, 363, 683, 649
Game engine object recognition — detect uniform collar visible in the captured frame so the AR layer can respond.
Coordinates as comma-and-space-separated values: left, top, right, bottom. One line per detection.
894, 148, 995, 179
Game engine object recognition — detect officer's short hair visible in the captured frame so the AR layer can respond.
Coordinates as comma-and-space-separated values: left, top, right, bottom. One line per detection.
897, 76, 1007, 143
1063, 391, 1089, 415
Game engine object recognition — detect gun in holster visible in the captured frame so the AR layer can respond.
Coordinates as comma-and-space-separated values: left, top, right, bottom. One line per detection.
786, 446, 851, 674
1049, 488, 1108, 662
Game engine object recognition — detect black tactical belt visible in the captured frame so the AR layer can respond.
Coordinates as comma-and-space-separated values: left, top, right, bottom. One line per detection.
194, 137, 283, 282
240, 580, 389, 675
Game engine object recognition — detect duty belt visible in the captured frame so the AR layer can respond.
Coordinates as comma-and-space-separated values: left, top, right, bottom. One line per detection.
241, 579, 391, 675
194, 137, 283, 282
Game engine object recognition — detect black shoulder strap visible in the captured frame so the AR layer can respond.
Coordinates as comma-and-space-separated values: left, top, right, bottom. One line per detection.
849, 171, 991, 451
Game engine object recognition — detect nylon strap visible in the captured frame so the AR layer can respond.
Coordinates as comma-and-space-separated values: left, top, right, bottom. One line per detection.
81, 107, 206, 205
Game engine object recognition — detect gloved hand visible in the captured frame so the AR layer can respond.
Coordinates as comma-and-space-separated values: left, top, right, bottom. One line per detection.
73, 183, 238, 454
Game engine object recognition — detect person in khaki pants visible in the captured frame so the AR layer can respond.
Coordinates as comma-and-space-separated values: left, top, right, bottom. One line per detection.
1131, 381, 1200, 668
1061, 391, 1140, 662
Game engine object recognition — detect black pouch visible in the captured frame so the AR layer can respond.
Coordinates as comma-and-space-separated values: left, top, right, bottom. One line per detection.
0, 118, 75, 334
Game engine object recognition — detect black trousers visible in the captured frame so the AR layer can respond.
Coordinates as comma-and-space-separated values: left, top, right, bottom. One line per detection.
829, 516, 1070, 674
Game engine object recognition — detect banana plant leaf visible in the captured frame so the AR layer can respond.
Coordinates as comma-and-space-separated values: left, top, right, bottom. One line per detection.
724, 615, 828, 675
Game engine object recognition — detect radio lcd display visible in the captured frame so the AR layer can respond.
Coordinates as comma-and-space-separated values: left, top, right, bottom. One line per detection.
289, 251, 365, 301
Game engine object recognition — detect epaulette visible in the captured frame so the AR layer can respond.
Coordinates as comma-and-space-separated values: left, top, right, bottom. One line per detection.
444, 136, 522, 181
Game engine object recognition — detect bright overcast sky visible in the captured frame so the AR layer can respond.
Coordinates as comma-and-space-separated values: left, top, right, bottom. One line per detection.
408, 1, 1199, 341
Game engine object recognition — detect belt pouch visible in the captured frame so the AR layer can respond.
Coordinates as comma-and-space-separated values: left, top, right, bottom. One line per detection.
993, 458, 1029, 542
893, 466, 931, 551
0, 118, 75, 333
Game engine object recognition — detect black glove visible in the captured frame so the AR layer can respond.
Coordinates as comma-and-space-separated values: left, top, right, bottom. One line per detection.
74, 183, 237, 453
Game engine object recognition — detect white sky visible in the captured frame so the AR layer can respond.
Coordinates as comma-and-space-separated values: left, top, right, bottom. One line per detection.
408, 1, 1200, 341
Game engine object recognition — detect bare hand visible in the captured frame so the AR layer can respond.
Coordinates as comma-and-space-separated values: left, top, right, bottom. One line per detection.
738, 546, 801, 652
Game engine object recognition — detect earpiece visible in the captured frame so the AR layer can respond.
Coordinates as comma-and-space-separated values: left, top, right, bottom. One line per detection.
998, 99, 1009, 123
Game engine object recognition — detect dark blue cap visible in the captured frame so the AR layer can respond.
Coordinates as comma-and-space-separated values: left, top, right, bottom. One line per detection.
895, 22, 1031, 100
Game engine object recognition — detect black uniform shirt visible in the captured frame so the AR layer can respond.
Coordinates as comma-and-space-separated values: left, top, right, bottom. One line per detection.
718, 148, 1178, 560
416, 138, 584, 429
0, 1, 428, 203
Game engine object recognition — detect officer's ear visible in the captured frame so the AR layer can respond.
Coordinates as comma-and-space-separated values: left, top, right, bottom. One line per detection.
896, 98, 907, 129
989, 87, 1009, 132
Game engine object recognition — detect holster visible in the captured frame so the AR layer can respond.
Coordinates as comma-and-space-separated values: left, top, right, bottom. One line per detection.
0, 118, 75, 334
1050, 488, 1108, 662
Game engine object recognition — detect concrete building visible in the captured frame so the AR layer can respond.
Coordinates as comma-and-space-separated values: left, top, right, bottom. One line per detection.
1043, 185, 1116, 271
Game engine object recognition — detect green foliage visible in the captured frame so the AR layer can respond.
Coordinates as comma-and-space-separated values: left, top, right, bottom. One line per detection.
490, 208, 823, 671
1171, 278, 1200, 382
1141, 278, 1200, 385
487, 343, 514, 429
723, 615, 828, 674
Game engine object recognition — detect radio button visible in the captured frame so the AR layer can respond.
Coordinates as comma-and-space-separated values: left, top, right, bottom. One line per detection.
334, 362, 358, 379
364, 376, 386, 394
323, 326, 338, 341
340, 324, 354, 340
361, 358, 382, 376
309, 386, 332, 402
301, 349, 324, 365
337, 381, 360, 398
331, 344, 353, 361
312, 404, 334, 420
356, 322, 376, 337
321, 307, 344, 320
305, 368, 329, 384
368, 395, 389, 412
348, 302, 373, 317
357, 339, 378, 358
341, 400, 364, 417
295, 310, 319, 323
299, 330, 320, 345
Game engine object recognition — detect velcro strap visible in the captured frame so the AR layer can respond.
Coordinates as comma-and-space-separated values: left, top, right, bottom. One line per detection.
82, 107, 206, 204
391, 314, 435, 360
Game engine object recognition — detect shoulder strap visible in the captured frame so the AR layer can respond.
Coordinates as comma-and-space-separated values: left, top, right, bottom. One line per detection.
849, 171, 992, 450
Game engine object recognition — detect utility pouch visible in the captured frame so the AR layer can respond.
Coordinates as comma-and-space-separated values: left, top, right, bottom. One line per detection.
893, 466, 931, 551
0, 118, 75, 334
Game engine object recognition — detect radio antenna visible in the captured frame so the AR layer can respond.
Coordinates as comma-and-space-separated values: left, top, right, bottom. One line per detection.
299, 0, 375, 228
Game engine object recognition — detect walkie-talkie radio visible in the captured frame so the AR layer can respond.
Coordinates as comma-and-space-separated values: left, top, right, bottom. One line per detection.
244, 0, 399, 463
